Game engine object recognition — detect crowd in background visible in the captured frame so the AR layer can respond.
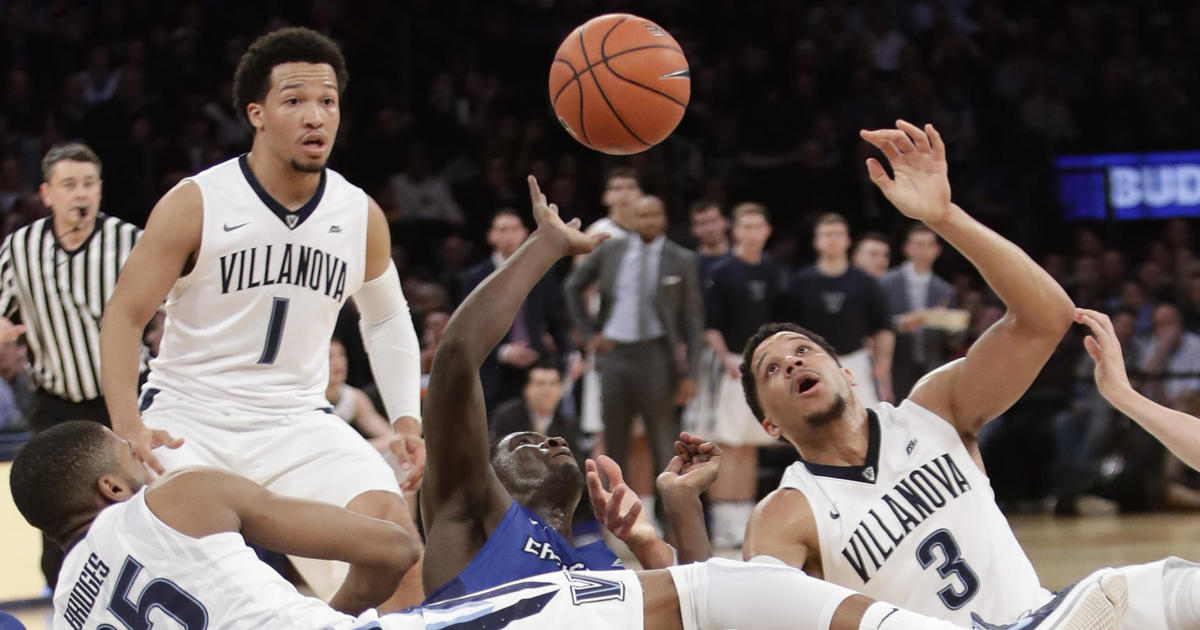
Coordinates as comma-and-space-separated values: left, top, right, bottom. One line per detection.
1, 0, 1200, 519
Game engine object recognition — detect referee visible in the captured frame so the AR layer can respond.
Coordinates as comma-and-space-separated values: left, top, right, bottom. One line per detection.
0, 143, 144, 587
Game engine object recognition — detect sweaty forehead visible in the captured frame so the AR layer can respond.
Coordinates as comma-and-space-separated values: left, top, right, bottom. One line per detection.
270, 62, 338, 90
498, 431, 546, 450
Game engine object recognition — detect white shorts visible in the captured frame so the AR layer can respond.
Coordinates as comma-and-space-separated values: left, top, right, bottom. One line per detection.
141, 387, 402, 508
685, 350, 775, 446
342, 569, 646, 630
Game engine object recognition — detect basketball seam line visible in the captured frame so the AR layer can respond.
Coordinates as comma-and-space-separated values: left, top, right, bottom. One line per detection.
553, 56, 589, 143
580, 18, 650, 148
551, 44, 685, 105
599, 48, 689, 109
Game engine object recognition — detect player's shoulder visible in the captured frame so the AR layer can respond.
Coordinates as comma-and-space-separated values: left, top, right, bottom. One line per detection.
752, 486, 815, 527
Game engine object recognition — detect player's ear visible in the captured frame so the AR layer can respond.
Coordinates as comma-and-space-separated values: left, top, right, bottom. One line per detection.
843, 367, 856, 387
97, 473, 136, 502
762, 417, 782, 439
246, 102, 265, 131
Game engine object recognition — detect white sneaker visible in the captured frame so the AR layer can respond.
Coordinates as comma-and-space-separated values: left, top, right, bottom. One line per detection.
971, 569, 1127, 630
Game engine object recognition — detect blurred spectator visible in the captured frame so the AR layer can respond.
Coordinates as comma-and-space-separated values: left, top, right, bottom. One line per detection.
881, 224, 956, 400
389, 144, 464, 226
0, 339, 32, 430
327, 338, 393, 452
1142, 302, 1200, 408
688, 199, 730, 282
779, 213, 894, 405
851, 231, 891, 279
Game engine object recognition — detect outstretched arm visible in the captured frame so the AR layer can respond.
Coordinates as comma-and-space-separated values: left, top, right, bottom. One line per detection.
1077, 308, 1200, 470
147, 469, 419, 614
861, 121, 1074, 435
422, 177, 608, 531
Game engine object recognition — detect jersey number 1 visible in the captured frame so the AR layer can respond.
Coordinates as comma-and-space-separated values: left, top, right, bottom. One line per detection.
915, 528, 980, 610
98, 556, 208, 630
258, 297, 290, 364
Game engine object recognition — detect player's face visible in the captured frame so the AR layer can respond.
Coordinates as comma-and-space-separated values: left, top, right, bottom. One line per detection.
814, 222, 850, 258
690, 207, 727, 246
328, 340, 348, 387
732, 213, 771, 251
493, 432, 581, 495
488, 215, 528, 258
106, 430, 149, 497
249, 62, 340, 173
40, 160, 101, 223
750, 332, 853, 440
852, 240, 890, 278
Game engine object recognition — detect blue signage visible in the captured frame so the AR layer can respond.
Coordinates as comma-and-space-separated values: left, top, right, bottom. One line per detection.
1054, 151, 1200, 221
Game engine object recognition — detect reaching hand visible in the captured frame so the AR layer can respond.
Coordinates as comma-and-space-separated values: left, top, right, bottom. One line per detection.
585, 455, 658, 548
1076, 308, 1134, 401
528, 175, 609, 256
388, 424, 426, 492
657, 432, 722, 496
860, 120, 953, 224
115, 421, 184, 476
0, 317, 26, 344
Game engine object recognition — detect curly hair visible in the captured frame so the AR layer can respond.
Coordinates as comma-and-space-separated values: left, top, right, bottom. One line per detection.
232, 26, 349, 125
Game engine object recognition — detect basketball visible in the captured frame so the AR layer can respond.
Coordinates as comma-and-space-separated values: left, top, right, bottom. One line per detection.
549, 14, 690, 155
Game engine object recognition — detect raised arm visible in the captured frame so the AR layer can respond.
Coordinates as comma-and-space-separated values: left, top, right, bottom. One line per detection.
1077, 308, 1200, 470
421, 177, 607, 531
101, 182, 201, 473
147, 468, 419, 614
861, 121, 1074, 436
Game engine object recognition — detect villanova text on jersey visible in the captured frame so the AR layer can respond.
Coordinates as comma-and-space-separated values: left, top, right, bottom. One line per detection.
841, 452, 972, 584
218, 243, 349, 301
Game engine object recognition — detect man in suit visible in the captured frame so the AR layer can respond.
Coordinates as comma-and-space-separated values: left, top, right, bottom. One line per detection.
458, 208, 573, 410
880, 223, 956, 399
565, 195, 704, 493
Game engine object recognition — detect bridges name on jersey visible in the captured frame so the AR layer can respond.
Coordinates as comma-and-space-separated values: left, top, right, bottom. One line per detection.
840, 451, 972, 584
218, 243, 348, 302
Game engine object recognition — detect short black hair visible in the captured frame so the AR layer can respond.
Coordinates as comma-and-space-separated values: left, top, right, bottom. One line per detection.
10, 421, 114, 540
42, 143, 102, 182
740, 322, 839, 423
232, 26, 350, 126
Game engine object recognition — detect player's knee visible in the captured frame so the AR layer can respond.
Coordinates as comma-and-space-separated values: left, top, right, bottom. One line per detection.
347, 490, 415, 530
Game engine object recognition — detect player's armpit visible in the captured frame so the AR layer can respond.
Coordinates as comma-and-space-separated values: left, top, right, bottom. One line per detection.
743, 488, 817, 574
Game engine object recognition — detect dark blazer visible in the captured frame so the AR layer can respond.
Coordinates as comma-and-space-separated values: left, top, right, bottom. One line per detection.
564, 236, 705, 378
457, 257, 573, 408
880, 265, 956, 397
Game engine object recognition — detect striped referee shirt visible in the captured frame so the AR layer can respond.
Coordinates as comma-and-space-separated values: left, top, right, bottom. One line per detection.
0, 213, 143, 402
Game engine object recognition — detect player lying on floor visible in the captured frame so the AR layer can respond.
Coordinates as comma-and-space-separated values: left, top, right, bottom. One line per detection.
9, 421, 1126, 630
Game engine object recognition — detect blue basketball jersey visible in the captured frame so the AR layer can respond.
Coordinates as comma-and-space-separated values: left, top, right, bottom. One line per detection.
424, 502, 623, 603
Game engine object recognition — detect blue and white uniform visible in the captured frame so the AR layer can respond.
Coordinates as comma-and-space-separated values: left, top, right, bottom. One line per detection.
425, 502, 623, 603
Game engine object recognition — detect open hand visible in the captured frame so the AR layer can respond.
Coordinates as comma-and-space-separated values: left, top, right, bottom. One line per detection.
1076, 308, 1134, 400
528, 176, 609, 256
115, 421, 184, 476
388, 424, 426, 492
585, 455, 658, 548
860, 120, 952, 224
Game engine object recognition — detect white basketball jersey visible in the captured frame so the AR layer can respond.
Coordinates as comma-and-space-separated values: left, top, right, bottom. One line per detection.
52, 488, 352, 630
778, 400, 1052, 626
146, 156, 367, 414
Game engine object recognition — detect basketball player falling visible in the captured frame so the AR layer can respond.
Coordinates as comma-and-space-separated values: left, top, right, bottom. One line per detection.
741, 120, 1200, 629
99, 26, 424, 612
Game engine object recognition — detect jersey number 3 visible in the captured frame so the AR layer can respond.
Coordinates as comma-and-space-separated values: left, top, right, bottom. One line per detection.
98, 556, 208, 630
915, 528, 980, 610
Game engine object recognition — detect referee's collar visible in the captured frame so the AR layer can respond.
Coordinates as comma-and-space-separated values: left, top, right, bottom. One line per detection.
47, 211, 108, 255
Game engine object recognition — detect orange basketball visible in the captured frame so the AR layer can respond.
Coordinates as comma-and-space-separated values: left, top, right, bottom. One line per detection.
549, 14, 690, 155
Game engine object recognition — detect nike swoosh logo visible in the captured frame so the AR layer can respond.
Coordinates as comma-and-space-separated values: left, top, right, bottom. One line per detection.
223, 222, 249, 232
